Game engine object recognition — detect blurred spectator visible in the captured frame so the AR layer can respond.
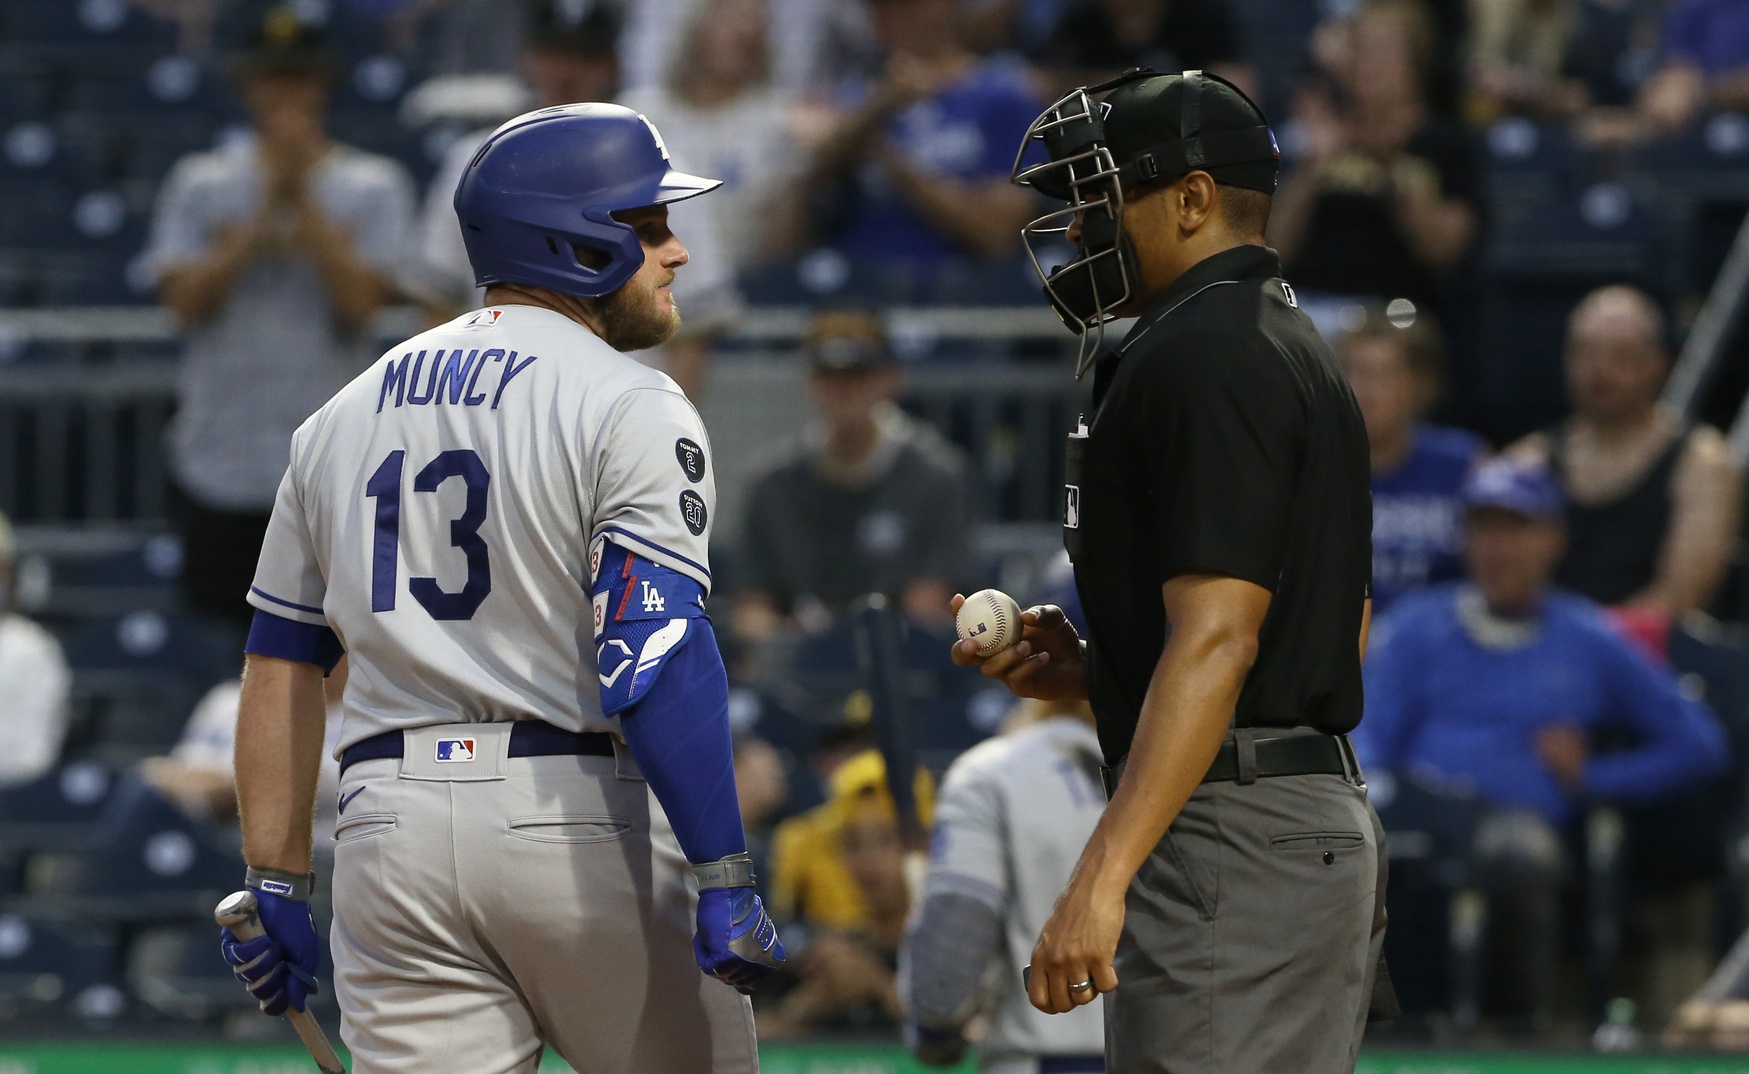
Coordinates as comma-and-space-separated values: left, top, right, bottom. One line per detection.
1339, 307, 1486, 612
140, 661, 345, 825
1669, 929, 1749, 1049
1357, 456, 1729, 1022
620, 0, 809, 270
735, 731, 789, 889
1466, 0, 1648, 121
1639, 0, 1749, 137
0, 512, 72, 789
900, 698, 1106, 1069
1272, 0, 1479, 314
1033, 0, 1258, 101
141, 11, 414, 630
735, 311, 977, 643
621, 0, 875, 97
412, 0, 625, 312
383, 0, 536, 75
769, 748, 934, 933
764, 749, 918, 1035
412, 0, 740, 397
1509, 286, 1743, 612
798, 0, 1040, 268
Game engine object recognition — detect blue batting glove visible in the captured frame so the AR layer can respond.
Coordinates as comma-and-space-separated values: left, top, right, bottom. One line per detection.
219, 888, 321, 1016
694, 886, 786, 994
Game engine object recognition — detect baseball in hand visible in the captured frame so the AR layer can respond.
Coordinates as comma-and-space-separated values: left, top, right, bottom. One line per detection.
957, 589, 1023, 657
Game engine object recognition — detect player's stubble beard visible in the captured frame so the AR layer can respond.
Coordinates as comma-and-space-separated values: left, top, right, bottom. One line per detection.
588, 268, 680, 352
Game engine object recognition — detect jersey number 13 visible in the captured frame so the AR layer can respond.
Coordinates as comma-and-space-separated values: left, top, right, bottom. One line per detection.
365, 448, 491, 621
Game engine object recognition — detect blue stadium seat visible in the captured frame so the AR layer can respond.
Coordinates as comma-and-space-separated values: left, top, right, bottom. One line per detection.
1, 0, 175, 47
36, 536, 183, 619
1483, 117, 1602, 219
15, 775, 241, 923
27, 251, 142, 306
1475, 183, 1673, 439
1628, 111, 1749, 208
0, 180, 77, 247
0, 913, 126, 1024
58, 611, 240, 759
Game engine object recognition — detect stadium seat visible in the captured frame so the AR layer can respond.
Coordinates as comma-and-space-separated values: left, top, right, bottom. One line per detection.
1475, 184, 1673, 440
15, 775, 240, 923
1370, 769, 1488, 1020
58, 611, 240, 761
0, 0, 175, 47
1483, 118, 1602, 222
34, 535, 183, 619
0, 763, 118, 843
1628, 112, 1749, 204
0, 912, 126, 1024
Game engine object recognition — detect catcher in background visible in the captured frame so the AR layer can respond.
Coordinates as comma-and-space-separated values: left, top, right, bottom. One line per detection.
902, 697, 1108, 1073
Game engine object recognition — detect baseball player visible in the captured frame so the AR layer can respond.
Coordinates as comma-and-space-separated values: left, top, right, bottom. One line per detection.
218, 104, 785, 1074
901, 698, 1108, 1074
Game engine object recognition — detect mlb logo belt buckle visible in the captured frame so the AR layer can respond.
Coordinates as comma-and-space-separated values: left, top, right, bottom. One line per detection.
399, 724, 512, 782
435, 737, 477, 763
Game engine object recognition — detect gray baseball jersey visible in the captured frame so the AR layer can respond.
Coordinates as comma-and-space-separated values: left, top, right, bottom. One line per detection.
248, 303, 716, 752
925, 717, 1108, 1068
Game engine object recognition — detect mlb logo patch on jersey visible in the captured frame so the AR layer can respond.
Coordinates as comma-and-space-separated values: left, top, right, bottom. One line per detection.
435, 738, 477, 763
463, 309, 504, 328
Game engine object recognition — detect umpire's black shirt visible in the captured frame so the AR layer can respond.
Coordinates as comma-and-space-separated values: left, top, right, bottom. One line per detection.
1071, 244, 1372, 764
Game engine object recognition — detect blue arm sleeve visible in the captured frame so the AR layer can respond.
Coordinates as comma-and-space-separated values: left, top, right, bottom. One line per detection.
618, 618, 747, 866
1586, 626, 1730, 800
594, 539, 745, 866
244, 610, 344, 673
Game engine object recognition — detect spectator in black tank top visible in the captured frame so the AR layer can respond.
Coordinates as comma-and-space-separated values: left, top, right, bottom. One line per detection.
1508, 286, 1742, 611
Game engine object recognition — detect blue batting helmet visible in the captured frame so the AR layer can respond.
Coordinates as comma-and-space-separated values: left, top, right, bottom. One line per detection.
454, 104, 721, 298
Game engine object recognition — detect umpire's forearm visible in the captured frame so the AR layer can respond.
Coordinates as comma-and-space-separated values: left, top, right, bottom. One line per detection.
236, 654, 329, 874
1076, 620, 1254, 900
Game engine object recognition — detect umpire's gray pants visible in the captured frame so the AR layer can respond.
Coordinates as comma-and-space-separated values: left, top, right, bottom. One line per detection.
1106, 753, 1385, 1073
328, 724, 758, 1074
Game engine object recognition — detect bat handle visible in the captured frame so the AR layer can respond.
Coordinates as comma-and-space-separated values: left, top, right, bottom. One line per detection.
215, 891, 349, 1074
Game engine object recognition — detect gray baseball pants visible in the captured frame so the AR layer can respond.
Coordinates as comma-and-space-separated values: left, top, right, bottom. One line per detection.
1105, 749, 1386, 1073
327, 723, 758, 1074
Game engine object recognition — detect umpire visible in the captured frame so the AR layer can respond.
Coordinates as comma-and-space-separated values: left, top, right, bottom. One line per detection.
952, 70, 1386, 1072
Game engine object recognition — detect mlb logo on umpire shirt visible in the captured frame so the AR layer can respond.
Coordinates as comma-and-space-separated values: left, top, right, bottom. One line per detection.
436, 738, 477, 763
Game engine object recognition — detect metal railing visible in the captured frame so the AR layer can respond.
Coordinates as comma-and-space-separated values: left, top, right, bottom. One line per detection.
0, 307, 1083, 528
1660, 212, 1749, 466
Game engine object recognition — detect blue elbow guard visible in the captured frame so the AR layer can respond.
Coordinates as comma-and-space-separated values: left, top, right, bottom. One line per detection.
592, 538, 708, 716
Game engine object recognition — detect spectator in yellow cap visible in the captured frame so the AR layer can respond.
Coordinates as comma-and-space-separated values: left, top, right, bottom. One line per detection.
0, 511, 72, 788
762, 748, 933, 1036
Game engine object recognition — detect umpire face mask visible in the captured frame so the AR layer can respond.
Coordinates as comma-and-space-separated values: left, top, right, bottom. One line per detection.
1011, 69, 1280, 377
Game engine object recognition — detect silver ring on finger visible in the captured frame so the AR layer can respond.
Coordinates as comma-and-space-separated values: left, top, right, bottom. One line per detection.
1069, 979, 1095, 993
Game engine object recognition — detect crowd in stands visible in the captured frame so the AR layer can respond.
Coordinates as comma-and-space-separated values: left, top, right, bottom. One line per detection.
4, 0, 1749, 1052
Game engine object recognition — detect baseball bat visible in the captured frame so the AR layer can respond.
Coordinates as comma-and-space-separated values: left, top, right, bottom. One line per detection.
851, 595, 929, 901
214, 890, 348, 1074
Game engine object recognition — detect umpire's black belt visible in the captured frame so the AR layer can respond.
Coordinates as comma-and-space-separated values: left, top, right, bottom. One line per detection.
339, 721, 615, 776
1101, 730, 1357, 798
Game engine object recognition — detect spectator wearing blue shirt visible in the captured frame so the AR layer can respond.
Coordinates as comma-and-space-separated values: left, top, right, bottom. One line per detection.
1640, 0, 1749, 135
803, 0, 1040, 278
1357, 456, 1728, 1022
1338, 308, 1486, 612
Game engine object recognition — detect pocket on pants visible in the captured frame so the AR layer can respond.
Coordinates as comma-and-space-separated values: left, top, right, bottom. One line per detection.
1270, 831, 1365, 852
335, 813, 398, 844
507, 814, 631, 844
1158, 832, 1217, 921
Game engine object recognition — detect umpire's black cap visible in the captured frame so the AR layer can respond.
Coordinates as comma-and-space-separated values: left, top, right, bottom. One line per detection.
1101, 72, 1280, 194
